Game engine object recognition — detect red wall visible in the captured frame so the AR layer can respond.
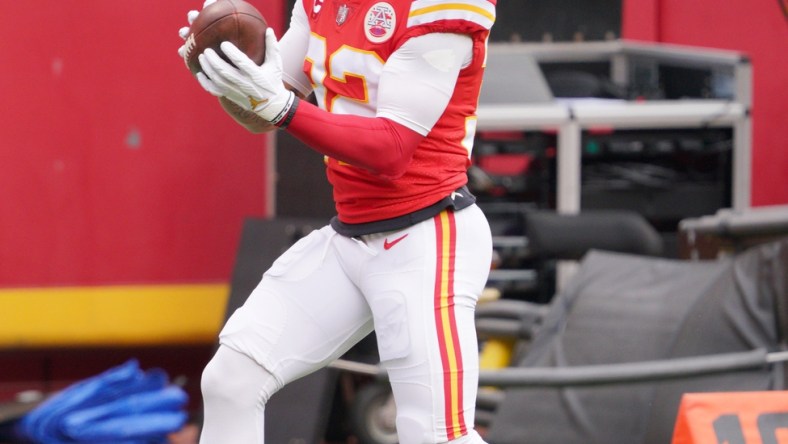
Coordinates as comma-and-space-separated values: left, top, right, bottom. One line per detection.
0, 1, 285, 287
623, 0, 788, 206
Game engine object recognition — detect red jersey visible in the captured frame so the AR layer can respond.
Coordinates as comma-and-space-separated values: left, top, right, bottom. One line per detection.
299, 0, 496, 224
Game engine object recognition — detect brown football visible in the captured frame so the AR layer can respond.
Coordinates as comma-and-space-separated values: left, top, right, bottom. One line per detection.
183, 0, 267, 75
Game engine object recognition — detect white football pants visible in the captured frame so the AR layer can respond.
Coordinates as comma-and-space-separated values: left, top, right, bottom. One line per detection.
200, 205, 492, 443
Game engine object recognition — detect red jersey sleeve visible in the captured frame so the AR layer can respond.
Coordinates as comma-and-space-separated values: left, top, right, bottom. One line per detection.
284, 99, 424, 180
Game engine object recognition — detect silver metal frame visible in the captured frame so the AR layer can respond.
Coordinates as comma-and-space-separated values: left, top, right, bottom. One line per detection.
477, 40, 753, 214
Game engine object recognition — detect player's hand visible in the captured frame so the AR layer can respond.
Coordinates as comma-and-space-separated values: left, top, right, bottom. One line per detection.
177, 0, 217, 60
197, 29, 296, 125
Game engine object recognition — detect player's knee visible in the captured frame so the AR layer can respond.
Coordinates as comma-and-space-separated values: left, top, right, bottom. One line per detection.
202, 355, 240, 407
201, 346, 279, 409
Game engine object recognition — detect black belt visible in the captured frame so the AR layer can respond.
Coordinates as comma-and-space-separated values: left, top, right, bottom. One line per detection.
330, 186, 476, 237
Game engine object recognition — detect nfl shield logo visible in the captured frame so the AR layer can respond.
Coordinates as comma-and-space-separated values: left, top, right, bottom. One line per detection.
337, 4, 350, 26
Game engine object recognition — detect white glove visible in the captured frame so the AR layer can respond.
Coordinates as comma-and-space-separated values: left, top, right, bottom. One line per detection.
177, 0, 218, 59
197, 28, 296, 125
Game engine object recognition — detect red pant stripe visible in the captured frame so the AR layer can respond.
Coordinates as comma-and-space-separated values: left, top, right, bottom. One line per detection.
433, 210, 466, 439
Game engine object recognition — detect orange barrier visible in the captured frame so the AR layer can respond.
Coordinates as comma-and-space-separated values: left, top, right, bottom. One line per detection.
672, 391, 788, 444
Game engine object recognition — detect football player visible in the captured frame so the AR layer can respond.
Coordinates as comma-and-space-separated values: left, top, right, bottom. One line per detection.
179, 0, 496, 442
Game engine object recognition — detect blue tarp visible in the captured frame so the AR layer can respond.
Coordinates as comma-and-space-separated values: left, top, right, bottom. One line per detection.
15, 359, 188, 443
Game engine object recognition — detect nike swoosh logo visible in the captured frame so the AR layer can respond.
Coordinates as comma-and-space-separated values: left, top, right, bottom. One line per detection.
383, 233, 409, 250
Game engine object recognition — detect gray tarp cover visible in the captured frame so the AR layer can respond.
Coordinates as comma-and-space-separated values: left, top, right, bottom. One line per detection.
486, 237, 787, 444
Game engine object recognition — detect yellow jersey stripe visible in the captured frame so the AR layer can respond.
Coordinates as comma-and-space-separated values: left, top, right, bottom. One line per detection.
410, 2, 495, 22
408, 0, 495, 29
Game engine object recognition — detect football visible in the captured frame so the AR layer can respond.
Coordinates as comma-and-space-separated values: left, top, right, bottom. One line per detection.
183, 0, 267, 75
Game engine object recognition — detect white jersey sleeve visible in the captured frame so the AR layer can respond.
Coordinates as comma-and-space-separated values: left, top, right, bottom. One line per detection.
375, 33, 473, 136
279, 0, 312, 97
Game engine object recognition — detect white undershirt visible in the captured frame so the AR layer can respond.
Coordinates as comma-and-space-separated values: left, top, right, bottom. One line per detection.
279, 0, 473, 136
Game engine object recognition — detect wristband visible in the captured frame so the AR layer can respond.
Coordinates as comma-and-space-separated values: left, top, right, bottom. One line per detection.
271, 93, 299, 128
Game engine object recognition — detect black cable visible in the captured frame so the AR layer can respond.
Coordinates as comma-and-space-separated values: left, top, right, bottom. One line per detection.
477, 348, 773, 387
